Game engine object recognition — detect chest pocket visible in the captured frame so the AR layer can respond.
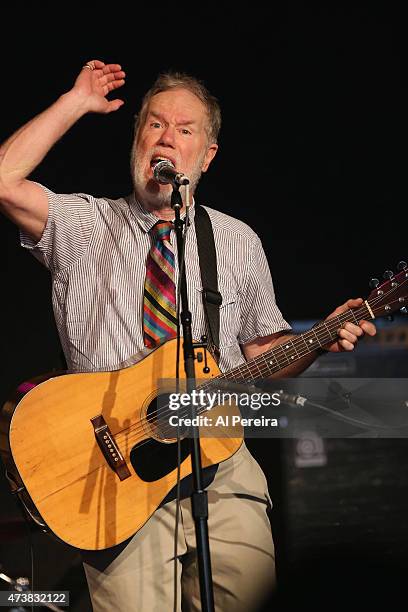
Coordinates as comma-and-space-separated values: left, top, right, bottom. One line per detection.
192, 287, 240, 349
218, 291, 240, 348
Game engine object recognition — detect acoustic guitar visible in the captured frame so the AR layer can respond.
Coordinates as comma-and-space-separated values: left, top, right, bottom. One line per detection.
1, 263, 407, 550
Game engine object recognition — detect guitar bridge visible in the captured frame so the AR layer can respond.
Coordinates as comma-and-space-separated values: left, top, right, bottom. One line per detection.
91, 415, 131, 481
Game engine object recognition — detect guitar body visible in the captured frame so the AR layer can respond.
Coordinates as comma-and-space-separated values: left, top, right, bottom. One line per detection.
1, 339, 243, 550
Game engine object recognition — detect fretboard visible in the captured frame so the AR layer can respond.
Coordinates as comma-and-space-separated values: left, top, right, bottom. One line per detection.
214, 303, 372, 384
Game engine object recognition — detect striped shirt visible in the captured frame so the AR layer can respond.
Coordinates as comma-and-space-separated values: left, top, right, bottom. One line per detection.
21, 186, 291, 374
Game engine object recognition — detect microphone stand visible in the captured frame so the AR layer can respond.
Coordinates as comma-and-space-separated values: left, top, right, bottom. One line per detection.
171, 184, 215, 612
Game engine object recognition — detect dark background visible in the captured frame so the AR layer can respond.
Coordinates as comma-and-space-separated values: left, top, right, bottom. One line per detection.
1, 2, 407, 610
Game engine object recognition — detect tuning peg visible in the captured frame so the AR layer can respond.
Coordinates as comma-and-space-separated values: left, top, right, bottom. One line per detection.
400, 307, 408, 315
369, 278, 379, 289
383, 270, 394, 280
397, 261, 407, 271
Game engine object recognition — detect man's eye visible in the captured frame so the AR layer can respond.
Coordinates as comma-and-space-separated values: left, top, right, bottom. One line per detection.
150, 122, 161, 128
181, 128, 191, 135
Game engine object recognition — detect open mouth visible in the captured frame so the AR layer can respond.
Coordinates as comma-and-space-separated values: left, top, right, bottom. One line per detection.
150, 156, 176, 169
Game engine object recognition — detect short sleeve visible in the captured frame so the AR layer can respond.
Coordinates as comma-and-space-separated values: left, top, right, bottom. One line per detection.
20, 183, 96, 274
238, 236, 291, 344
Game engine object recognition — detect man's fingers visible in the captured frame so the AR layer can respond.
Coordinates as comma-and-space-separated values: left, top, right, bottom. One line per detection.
325, 299, 377, 353
100, 73, 126, 86
99, 72, 125, 87
82, 59, 105, 71
338, 338, 355, 351
342, 322, 363, 336
360, 320, 377, 336
83, 60, 122, 74
105, 99, 125, 113
332, 297, 363, 316
110, 79, 125, 90
103, 80, 125, 96
346, 297, 364, 309
338, 327, 361, 344
102, 63, 123, 74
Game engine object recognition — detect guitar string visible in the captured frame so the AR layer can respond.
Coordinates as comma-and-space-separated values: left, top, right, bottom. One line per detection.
113, 286, 406, 447
112, 303, 373, 445
111, 283, 406, 449
113, 310, 354, 446
112, 317, 378, 447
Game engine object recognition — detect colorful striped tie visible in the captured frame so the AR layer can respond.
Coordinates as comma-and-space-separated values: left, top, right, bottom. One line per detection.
143, 220, 178, 348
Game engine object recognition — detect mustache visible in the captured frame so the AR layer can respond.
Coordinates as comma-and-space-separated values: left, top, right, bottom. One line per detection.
140, 148, 182, 170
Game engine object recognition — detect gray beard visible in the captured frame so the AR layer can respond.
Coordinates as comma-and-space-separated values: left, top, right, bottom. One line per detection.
131, 152, 205, 210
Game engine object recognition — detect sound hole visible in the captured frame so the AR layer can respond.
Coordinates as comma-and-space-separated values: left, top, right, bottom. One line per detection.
130, 393, 191, 482
130, 438, 191, 482
143, 393, 190, 441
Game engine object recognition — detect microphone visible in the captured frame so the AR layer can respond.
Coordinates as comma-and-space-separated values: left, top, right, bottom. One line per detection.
153, 160, 190, 187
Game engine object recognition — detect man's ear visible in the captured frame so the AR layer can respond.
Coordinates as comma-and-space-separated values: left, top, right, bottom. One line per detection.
201, 144, 218, 173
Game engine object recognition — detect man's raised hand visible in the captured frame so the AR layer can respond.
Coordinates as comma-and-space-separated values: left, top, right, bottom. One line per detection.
72, 59, 126, 114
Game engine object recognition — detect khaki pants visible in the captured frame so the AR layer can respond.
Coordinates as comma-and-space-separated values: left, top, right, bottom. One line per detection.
82, 444, 276, 611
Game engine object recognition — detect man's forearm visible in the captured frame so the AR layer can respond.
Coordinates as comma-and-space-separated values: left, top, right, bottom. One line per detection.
268, 333, 320, 378
0, 90, 88, 187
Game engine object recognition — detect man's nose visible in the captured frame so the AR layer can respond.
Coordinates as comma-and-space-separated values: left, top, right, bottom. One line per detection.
158, 125, 176, 147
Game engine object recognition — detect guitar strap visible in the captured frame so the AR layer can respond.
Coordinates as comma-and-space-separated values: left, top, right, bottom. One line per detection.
194, 205, 222, 359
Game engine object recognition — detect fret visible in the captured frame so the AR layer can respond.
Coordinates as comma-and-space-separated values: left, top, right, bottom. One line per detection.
321, 322, 335, 344
274, 342, 293, 366
335, 314, 344, 329
244, 362, 257, 380
263, 351, 280, 376
291, 339, 302, 359
349, 309, 359, 325
300, 332, 313, 353
287, 340, 299, 359
259, 352, 271, 377
311, 327, 324, 348
253, 359, 263, 378
236, 364, 249, 381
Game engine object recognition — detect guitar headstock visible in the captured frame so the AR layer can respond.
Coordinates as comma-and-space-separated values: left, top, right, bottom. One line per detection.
367, 261, 408, 319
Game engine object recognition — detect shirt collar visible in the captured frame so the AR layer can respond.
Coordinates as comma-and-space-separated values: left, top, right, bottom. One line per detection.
126, 192, 196, 233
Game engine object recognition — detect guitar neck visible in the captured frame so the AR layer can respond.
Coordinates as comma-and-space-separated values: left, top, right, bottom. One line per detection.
217, 303, 373, 384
